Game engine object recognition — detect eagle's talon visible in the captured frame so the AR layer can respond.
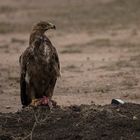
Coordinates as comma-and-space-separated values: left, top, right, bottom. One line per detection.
28, 96, 54, 109
30, 99, 41, 107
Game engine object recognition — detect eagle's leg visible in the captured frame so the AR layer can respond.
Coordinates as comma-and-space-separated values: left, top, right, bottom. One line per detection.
39, 90, 56, 109
47, 78, 57, 99
29, 89, 52, 107
48, 78, 57, 107
29, 86, 41, 106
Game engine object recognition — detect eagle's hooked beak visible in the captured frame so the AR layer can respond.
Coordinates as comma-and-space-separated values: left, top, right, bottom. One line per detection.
47, 23, 56, 30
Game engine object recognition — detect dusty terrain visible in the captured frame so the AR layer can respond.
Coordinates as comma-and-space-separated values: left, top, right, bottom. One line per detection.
0, 103, 140, 140
0, 0, 140, 139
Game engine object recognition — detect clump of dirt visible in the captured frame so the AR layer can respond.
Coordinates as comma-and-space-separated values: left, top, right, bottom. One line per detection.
0, 103, 140, 140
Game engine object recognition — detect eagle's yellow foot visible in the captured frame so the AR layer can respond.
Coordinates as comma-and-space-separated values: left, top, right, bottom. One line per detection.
29, 97, 56, 109
30, 99, 41, 107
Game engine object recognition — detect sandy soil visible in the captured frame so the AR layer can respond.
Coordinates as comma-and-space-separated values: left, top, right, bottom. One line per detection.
0, 29, 140, 112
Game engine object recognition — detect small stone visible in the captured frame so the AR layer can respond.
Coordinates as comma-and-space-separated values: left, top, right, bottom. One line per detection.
56, 117, 61, 120
91, 101, 95, 104
111, 99, 125, 105
116, 108, 120, 112
6, 106, 11, 109
133, 116, 138, 120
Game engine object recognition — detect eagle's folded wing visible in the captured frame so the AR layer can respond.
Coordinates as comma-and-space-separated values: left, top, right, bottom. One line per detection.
19, 47, 34, 106
53, 47, 61, 77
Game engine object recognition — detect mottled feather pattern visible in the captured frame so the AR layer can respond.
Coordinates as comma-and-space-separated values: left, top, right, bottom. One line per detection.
19, 22, 60, 106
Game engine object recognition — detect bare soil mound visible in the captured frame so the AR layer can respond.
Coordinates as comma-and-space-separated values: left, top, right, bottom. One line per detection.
0, 103, 140, 140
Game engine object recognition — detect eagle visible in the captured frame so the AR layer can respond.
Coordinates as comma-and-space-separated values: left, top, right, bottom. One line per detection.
19, 21, 60, 108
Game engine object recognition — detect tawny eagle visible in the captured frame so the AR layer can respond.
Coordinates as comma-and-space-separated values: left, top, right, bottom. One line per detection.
19, 21, 60, 107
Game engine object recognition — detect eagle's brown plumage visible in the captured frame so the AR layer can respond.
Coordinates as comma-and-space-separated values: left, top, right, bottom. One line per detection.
19, 21, 60, 107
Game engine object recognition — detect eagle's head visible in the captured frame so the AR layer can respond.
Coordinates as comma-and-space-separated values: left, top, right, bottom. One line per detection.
32, 21, 56, 33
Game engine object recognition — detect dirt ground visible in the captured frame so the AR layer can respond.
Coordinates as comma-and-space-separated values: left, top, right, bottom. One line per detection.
0, 103, 140, 140
0, 0, 140, 139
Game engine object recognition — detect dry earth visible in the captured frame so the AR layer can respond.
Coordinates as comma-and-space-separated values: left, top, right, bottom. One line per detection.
0, 103, 140, 140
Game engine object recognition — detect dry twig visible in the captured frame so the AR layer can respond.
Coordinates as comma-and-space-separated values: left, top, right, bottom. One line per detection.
22, 107, 50, 140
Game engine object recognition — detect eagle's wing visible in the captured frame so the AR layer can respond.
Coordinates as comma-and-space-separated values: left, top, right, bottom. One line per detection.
19, 47, 33, 106
53, 47, 61, 77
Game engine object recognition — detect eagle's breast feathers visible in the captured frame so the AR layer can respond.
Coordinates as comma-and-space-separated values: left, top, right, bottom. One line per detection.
32, 35, 60, 77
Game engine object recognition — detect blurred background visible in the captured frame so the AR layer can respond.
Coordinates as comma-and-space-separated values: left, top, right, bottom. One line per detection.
0, 0, 140, 112
0, 0, 140, 33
